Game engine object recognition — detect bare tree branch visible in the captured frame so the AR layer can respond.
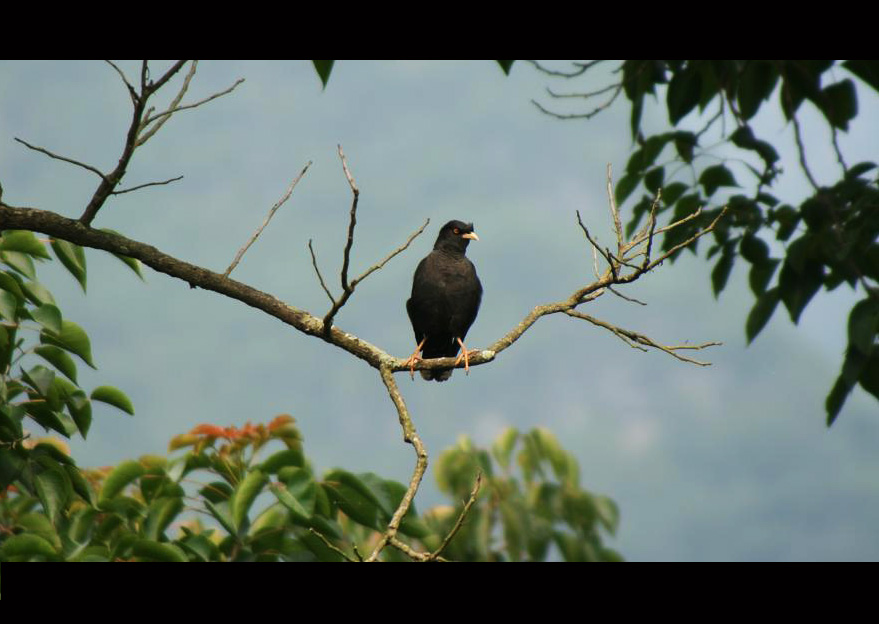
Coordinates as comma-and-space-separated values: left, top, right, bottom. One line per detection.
139, 75, 246, 145
607, 164, 624, 251
137, 61, 199, 147
224, 160, 312, 277
338, 144, 360, 294
14, 138, 108, 181
308, 239, 335, 305
367, 364, 429, 561
565, 309, 721, 366
350, 218, 429, 288
105, 60, 137, 103
111, 175, 184, 196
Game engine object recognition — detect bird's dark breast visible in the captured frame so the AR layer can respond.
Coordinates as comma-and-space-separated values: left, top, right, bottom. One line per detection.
407, 252, 482, 359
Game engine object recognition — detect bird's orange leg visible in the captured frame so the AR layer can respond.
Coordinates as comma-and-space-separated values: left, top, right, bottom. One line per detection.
454, 338, 480, 375
404, 338, 426, 380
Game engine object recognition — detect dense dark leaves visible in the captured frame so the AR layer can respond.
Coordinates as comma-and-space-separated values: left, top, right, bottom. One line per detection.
587, 59, 879, 425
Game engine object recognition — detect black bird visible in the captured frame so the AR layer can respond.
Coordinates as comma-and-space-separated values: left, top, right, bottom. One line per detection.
406, 220, 482, 381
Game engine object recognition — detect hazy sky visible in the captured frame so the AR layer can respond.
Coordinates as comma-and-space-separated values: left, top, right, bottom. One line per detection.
2, 60, 878, 561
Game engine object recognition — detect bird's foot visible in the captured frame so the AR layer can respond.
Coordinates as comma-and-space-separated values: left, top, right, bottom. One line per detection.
404, 339, 426, 380
454, 339, 480, 376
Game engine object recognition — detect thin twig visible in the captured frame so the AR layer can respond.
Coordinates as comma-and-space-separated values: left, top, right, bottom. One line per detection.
526, 60, 605, 78
224, 160, 312, 277
308, 528, 357, 562
607, 164, 623, 252
546, 82, 621, 100
338, 145, 360, 294
830, 126, 848, 173
14, 138, 107, 181
105, 60, 137, 102
640, 189, 661, 270
575, 210, 614, 271
389, 536, 439, 561
308, 239, 335, 304
111, 175, 184, 195
351, 218, 430, 288
428, 472, 482, 561
531, 99, 609, 120
608, 286, 647, 305
137, 61, 198, 147
565, 309, 720, 365
139, 77, 245, 145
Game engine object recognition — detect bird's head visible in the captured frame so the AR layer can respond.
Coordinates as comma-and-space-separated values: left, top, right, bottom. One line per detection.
434, 220, 479, 254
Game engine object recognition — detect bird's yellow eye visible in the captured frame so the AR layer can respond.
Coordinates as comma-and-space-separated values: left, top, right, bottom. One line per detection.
453, 228, 460, 235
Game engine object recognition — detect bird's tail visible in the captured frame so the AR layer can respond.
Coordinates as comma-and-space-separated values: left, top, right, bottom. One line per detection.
420, 368, 453, 382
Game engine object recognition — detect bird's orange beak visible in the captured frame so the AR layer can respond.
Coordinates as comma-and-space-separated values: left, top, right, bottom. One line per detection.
462, 232, 479, 241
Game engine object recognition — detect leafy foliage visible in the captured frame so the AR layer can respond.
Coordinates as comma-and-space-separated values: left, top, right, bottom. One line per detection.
430, 428, 621, 561
0, 230, 140, 516
532, 60, 879, 425
1, 417, 620, 561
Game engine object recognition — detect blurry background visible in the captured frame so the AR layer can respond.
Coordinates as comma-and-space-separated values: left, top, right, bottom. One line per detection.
1, 60, 877, 561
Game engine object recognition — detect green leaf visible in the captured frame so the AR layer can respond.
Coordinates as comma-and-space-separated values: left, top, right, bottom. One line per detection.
205, 500, 236, 536
491, 427, 519, 471
711, 246, 736, 298
231, 469, 268, 531
312, 60, 335, 88
18, 278, 55, 306
496, 60, 515, 75
144, 497, 184, 541
270, 481, 311, 522
740, 233, 769, 264
131, 539, 188, 562
65, 463, 95, 506
260, 449, 305, 474
16, 512, 62, 550
1, 533, 58, 560
730, 125, 780, 166
748, 258, 780, 296
324, 469, 385, 513
778, 241, 824, 324
51, 239, 87, 291
90, 386, 134, 415
0, 289, 17, 321
858, 349, 879, 402
615, 173, 640, 206
595, 495, 620, 534
34, 464, 72, 523
644, 167, 665, 194
848, 298, 879, 355
667, 64, 702, 124
737, 61, 779, 120
32, 303, 62, 335
22, 365, 55, 397
699, 164, 738, 197
0, 230, 51, 259
820, 79, 857, 130
673, 131, 697, 163
1, 250, 37, 279
746, 287, 780, 344
843, 60, 879, 93
65, 389, 91, 438
40, 320, 95, 368
0, 270, 26, 301
321, 479, 382, 530
100, 460, 145, 503
35, 346, 78, 383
